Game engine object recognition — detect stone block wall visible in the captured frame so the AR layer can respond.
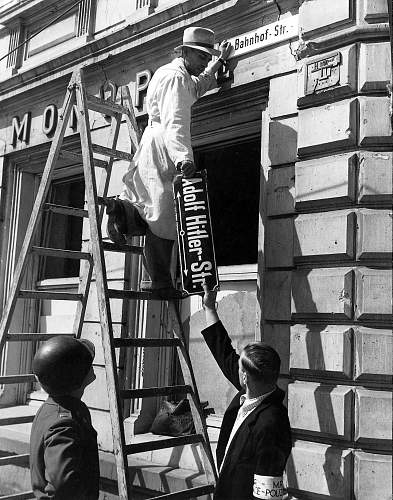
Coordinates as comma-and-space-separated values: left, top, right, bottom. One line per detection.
262, 1, 392, 498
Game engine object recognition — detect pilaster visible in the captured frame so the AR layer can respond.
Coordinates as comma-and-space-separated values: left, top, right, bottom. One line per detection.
263, 1, 392, 498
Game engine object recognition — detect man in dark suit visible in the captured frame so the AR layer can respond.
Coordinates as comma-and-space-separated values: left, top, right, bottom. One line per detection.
201, 285, 292, 500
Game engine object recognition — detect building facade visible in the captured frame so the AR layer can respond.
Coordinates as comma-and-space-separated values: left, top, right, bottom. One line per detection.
0, 0, 391, 498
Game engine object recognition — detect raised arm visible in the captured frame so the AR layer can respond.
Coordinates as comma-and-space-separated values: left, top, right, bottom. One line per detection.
201, 284, 242, 390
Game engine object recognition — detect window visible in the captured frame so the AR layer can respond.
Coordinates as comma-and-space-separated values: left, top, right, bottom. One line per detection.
194, 138, 260, 267
38, 175, 85, 280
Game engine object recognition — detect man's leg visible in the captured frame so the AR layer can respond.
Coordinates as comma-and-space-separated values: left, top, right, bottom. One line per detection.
106, 198, 146, 245
143, 228, 175, 289
106, 199, 182, 298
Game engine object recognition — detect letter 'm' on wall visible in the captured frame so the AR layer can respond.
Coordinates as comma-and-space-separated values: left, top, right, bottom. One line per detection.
11, 112, 31, 146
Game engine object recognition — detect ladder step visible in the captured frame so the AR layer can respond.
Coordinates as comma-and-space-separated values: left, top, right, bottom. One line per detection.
0, 492, 35, 500
0, 374, 36, 384
92, 144, 133, 162
86, 94, 129, 116
31, 246, 91, 261
120, 384, 192, 399
125, 434, 204, 455
59, 149, 108, 169
6, 333, 74, 341
102, 241, 144, 255
0, 453, 29, 466
18, 290, 83, 301
0, 414, 35, 426
113, 338, 181, 348
44, 203, 88, 218
151, 484, 216, 500
108, 289, 180, 301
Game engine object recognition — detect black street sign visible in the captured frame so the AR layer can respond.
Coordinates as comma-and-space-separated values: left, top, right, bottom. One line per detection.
173, 171, 219, 296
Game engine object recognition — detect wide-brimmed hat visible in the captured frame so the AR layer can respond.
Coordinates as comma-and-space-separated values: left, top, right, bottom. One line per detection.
175, 27, 220, 56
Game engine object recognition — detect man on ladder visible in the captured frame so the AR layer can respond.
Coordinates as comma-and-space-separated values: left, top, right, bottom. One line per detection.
106, 27, 232, 298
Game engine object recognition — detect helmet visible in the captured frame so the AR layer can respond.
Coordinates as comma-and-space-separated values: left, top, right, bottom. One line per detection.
32, 336, 95, 395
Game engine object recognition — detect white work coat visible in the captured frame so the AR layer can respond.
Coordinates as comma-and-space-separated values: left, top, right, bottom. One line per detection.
121, 58, 216, 240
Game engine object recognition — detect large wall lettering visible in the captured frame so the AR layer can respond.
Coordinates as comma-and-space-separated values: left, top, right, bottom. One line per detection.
10, 74, 152, 147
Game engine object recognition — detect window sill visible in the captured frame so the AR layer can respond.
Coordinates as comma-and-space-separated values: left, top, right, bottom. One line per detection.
218, 264, 257, 281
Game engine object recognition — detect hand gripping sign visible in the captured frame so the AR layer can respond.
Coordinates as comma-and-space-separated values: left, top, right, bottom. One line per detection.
253, 476, 284, 499
173, 171, 219, 296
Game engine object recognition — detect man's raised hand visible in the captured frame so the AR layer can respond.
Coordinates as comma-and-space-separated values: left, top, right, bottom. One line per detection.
177, 160, 196, 178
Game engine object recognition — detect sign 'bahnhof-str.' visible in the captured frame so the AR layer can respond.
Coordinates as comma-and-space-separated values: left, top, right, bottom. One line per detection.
9, 15, 299, 149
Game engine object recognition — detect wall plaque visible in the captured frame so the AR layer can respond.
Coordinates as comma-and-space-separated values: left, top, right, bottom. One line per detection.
305, 52, 341, 94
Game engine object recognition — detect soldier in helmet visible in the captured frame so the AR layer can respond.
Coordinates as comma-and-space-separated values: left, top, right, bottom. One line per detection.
29, 336, 99, 500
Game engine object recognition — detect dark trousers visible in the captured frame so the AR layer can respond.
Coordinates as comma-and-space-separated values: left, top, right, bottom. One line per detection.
123, 200, 175, 289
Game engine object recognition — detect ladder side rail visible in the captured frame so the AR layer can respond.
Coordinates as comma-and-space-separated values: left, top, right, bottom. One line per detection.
95, 113, 131, 392
120, 86, 141, 152
96, 114, 121, 210
0, 79, 76, 354
170, 302, 218, 484
72, 110, 121, 338
74, 68, 131, 500
115, 85, 146, 409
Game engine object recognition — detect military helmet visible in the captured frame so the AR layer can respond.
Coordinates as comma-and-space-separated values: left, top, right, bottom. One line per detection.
32, 336, 95, 395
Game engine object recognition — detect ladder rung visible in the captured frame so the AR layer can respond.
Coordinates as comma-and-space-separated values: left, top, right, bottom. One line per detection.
0, 454, 29, 466
59, 149, 108, 169
0, 492, 35, 500
0, 414, 35, 426
86, 94, 129, 116
6, 333, 74, 341
120, 384, 192, 399
151, 484, 216, 500
92, 144, 133, 162
0, 374, 35, 384
31, 246, 91, 261
102, 241, 144, 255
125, 434, 204, 455
18, 290, 83, 301
113, 338, 181, 348
44, 203, 88, 218
108, 289, 178, 301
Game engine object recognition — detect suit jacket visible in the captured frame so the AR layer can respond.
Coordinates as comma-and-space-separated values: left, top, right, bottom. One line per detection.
30, 395, 99, 499
202, 321, 292, 500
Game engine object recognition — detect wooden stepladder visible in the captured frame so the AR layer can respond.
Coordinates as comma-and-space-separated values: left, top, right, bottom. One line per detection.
0, 68, 217, 500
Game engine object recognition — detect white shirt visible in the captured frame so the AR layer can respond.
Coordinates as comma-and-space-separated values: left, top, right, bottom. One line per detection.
220, 389, 275, 473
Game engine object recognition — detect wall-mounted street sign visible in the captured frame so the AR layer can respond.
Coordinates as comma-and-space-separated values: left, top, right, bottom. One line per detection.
173, 172, 219, 296
305, 52, 341, 94
226, 14, 299, 59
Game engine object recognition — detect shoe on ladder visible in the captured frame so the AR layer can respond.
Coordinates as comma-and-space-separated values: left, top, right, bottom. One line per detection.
104, 197, 147, 245
104, 197, 128, 245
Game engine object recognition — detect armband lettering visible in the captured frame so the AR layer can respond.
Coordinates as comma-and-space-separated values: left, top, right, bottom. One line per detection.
253, 475, 283, 499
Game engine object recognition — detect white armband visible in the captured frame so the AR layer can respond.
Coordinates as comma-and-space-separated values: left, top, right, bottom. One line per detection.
253, 475, 283, 499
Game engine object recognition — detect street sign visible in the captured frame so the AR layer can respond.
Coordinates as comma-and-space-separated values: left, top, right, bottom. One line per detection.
173, 171, 219, 296
226, 14, 299, 60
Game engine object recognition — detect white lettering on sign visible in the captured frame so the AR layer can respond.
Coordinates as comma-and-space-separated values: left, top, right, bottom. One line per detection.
226, 15, 298, 59
253, 475, 284, 499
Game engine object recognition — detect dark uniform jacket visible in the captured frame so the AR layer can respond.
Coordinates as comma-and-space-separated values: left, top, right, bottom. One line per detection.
30, 395, 99, 500
202, 321, 292, 500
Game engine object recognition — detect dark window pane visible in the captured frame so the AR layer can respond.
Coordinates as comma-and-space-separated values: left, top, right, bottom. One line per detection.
39, 176, 85, 279
194, 140, 260, 266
